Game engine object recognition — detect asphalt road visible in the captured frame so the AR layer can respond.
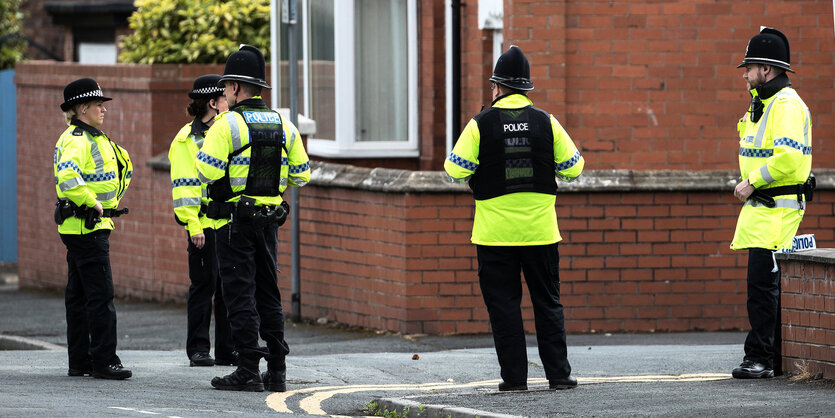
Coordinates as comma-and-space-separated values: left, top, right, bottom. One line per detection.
2, 285, 833, 417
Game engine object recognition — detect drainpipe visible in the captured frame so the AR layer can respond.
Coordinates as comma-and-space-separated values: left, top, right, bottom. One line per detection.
451, 0, 462, 143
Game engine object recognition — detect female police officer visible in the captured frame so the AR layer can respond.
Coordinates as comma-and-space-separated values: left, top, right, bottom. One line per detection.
169, 74, 236, 367
54, 78, 133, 380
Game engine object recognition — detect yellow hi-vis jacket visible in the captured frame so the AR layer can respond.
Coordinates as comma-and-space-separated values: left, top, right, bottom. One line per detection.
195, 97, 310, 227
54, 120, 133, 234
169, 119, 222, 237
444, 94, 584, 246
731, 85, 812, 251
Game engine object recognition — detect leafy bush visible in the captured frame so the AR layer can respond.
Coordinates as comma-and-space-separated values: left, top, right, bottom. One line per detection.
119, 0, 271, 64
0, 0, 26, 70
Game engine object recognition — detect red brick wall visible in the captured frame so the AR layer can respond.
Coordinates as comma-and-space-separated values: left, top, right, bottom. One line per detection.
16, 62, 223, 301
282, 180, 835, 334
780, 252, 835, 380
486, 0, 835, 171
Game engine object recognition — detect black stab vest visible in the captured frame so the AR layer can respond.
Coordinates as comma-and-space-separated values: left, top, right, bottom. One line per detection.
469, 105, 557, 201
208, 104, 287, 201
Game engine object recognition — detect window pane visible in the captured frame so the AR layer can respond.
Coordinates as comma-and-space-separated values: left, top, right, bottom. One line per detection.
354, 0, 408, 142
309, 0, 336, 141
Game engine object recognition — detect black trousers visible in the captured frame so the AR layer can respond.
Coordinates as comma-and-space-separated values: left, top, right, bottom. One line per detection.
744, 248, 782, 373
186, 228, 234, 359
477, 243, 571, 384
216, 219, 289, 367
60, 230, 120, 369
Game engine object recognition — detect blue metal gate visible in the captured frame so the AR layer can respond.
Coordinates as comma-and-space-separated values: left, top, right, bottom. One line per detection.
0, 69, 17, 262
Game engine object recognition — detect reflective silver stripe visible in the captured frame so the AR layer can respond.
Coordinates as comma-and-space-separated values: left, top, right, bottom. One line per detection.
803, 108, 811, 146
226, 113, 242, 152
198, 171, 214, 184
96, 190, 117, 201
759, 165, 774, 184
190, 134, 204, 149
173, 197, 202, 208
280, 177, 288, 187
202, 188, 208, 198
85, 134, 105, 173
59, 177, 85, 191
289, 177, 308, 187
445, 173, 471, 184
753, 99, 776, 148
745, 198, 805, 210
230, 177, 247, 187
287, 129, 296, 154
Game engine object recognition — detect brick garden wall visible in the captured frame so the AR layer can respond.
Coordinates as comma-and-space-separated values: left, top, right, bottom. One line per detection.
779, 250, 835, 380
476, 0, 835, 172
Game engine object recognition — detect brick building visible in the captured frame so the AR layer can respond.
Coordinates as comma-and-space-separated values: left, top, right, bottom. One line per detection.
16, 0, 835, 334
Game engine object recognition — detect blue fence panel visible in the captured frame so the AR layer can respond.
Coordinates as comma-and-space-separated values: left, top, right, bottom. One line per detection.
0, 69, 17, 262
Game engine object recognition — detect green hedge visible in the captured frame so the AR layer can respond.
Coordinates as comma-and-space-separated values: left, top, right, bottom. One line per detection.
119, 0, 271, 64
0, 0, 26, 70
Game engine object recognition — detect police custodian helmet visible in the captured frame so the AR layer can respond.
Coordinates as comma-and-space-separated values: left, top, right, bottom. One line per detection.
60, 78, 112, 111
189, 74, 224, 99
489, 45, 534, 91
218, 44, 271, 89
737, 27, 794, 73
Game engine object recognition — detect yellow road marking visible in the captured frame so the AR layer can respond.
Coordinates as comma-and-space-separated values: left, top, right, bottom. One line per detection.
265, 373, 732, 416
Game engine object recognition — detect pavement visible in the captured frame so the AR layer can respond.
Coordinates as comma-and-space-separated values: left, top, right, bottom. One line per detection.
1, 279, 834, 417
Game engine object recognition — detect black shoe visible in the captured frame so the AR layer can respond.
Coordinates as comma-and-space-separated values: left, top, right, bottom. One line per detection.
215, 351, 239, 366
211, 369, 264, 392
732, 360, 774, 379
498, 381, 528, 391
261, 368, 287, 392
68, 366, 92, 377
92, 363, 132, 380
190, 352, 215, 367
549, 375, 578, 390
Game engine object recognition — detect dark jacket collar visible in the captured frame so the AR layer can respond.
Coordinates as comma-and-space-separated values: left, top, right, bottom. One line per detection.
71, 119, 104, 137
231, 97, 268, 110
754, 73, 791, 101
189, 117, 211, 137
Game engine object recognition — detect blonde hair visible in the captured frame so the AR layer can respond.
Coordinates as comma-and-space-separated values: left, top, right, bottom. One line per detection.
64, 102, 92, 125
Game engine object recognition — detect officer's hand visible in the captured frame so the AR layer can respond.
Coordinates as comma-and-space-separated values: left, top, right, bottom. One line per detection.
191, 233, 206, 249
734, 179, 755, 202
93, 202, 104, 217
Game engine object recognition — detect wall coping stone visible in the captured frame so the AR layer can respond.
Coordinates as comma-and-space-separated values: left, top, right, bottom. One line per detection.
306, 163, 835, 194
776, 248, 835, 265
147, 158, 835, 195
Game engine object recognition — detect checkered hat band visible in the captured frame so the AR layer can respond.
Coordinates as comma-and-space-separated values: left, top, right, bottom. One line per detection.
67, 90, 105, 102
191, 87, 224, 95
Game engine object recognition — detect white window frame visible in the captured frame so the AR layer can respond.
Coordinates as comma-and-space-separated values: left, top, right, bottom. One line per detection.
305, 0, 419, 158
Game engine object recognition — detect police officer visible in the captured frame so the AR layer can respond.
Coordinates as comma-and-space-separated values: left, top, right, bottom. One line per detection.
54, 78, 133, 380
445, 46, 584, 391
169, 74, 237, 367
731, 28, 813, 379
196, 45, 311, 392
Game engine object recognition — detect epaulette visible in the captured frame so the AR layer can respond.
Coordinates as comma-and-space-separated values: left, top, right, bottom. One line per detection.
72, 127, 84, 136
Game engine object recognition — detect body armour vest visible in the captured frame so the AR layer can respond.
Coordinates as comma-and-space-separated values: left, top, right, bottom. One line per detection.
208, 105, 286, 201
469, 105, 557, 200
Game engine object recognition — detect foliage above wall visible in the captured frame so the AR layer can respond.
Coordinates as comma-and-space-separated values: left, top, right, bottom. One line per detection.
0, 0, 26, 70
119, 0, 271, 64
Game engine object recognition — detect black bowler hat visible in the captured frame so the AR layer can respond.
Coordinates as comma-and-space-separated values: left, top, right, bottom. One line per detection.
189, 74, 224, 99
218, 44, 270, 89
60, 78, 112, 111
489, 45, 534, 91
737, 27, 794, 73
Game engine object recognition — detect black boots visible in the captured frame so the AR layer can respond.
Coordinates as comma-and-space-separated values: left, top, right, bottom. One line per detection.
92, 363, 132, 380
189, 352, 215, 367
732, 360, 774, 379
498, 381, 528, 391
211, 356, 264, 391
261, 359, 287, 392
549, 375, 578, 390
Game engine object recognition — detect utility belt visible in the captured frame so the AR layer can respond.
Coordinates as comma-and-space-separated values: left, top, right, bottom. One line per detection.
54, 199, 130, 229
749, 174, 816, 208
206, 196, 289, 228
